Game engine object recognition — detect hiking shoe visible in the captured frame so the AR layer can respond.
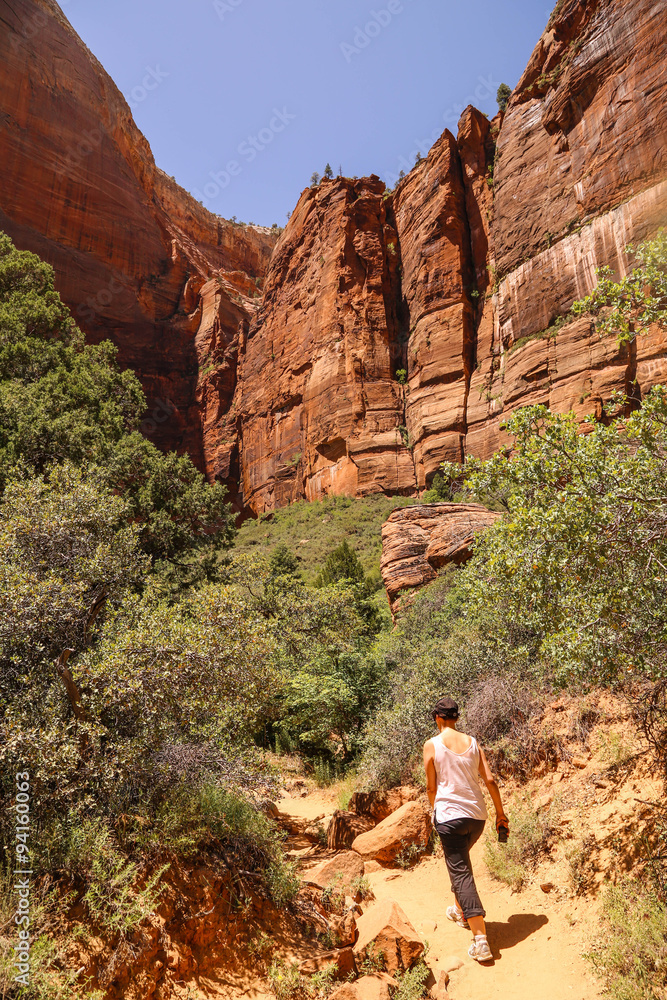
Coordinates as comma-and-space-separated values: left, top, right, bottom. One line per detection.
469, 937, 493, 963
446, 905, 469, 929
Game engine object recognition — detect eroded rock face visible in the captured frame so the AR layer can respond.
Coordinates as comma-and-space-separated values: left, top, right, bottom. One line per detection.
235, 176, 414, 512
2, 0, 666, 514
380, 504, 500, 613
0, 0, 275, 497
468, 0, 667, 457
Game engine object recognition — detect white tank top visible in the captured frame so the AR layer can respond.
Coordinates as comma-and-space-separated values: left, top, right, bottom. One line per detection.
431, 735, 488, 825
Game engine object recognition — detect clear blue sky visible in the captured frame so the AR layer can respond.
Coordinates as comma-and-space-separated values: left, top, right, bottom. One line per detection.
64, 0, 552, 227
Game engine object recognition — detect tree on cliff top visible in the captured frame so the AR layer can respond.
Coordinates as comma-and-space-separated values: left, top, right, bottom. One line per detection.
324, 163, 334, 179
496, 83, 512, 111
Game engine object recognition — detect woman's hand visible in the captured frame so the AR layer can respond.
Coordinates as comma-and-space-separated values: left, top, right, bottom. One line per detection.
496, 813, 509, 832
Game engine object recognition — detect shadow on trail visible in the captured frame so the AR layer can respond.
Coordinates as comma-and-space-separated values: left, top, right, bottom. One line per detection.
486, 913, 549, 956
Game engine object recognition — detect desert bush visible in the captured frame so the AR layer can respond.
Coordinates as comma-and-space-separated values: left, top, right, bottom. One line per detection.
484, 800, 557, 890
393, 959, 432, 1000
463, 675, 538, 744
268, 960, 337, 1000
487, 723, 565, 781
588, 879, 667, 1000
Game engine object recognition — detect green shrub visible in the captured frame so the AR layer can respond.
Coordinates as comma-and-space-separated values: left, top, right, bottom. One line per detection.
484, 800, 557, 890
393, 959, 432, 1000
587, 880, 667, 1000
267, 960, 337, 1000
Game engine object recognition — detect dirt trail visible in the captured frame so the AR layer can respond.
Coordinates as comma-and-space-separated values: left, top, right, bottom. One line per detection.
278, 789, 603, 1000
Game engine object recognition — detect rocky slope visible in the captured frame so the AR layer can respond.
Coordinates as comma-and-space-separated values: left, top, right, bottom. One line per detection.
1, 0, 666, 512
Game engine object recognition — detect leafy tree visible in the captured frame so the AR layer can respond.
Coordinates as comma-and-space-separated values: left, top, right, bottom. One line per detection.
0, 231, 235, 580
323, 163, 334, 179
447, 390, 667, 684
414, 152, 423, 166
315, 539, 365, 587
268, 543, 301, 582
399, 169, 406, 180
572, 230, 667, 342
497, 83, 512, 111
310, 171, 321, 187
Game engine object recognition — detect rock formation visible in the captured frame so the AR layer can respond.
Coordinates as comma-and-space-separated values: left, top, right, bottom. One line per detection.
1, 0, 666, 512
0, 0, 276, 500
380, 504, 501, 613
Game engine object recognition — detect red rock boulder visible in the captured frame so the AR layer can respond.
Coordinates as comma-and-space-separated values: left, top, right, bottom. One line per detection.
348, 787, 419, 823
380, 503, 500, 613
328, 810, 375, 850
353, 899, 424, 974
351, 802, 431, 866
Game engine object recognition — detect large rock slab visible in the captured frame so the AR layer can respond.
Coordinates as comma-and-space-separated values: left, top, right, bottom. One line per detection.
328, 810, 375, 850
380, 504, 500, 612
351, 802, 431, 865
353, 899, 424, 974
302, 851, 365, 892
349, 787, 419, 823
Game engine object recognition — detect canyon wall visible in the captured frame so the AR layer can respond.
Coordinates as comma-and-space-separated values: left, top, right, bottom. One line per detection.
1, 0, 666, 512
0, 0, 276, 495
235, 0, 667, 508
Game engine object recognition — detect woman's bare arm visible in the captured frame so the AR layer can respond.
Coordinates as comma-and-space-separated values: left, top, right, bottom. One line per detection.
423, 741, 437, 809
478, 747, 509, 831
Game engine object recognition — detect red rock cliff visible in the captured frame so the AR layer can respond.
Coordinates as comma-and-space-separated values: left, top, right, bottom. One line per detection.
1, 0, 666, 513
0, 0, 276, 494
233, 0, 667, 509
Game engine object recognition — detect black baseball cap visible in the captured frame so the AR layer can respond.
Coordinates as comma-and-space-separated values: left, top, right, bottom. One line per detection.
431, 697, 459, 721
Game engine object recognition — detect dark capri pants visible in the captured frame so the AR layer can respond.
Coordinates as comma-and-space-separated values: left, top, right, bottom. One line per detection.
434, 816, 487, 919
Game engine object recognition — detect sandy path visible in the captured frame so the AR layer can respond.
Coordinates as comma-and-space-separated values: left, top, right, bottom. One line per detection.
278, 790, 603, 1000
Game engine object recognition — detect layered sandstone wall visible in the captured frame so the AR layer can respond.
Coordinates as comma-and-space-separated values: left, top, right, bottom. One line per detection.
1, 0, 666, 514
0, 0, 276, 491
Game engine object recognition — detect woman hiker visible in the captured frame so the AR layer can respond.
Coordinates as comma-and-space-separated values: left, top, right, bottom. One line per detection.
423, 696, 509, 964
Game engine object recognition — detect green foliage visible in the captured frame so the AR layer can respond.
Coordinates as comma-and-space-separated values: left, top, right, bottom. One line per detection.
484, 800, 556, 890
393, 959, 432, 1000
310, 172, 321, 187
588, 880, 667, 1000
0, 231, 235, 581
323, 164, 334, 180
442, 391, 667, 684
82, 844, 168, 935
395, 368, 407, 384
106, 434, 235, 585
234, 493, 411, 587
0, 233, 144, 487
572, 231, 667, 342
315, 539, 365, 587
422, 471, 453, 503
359, 574, 518, 788
268, 960, 337, 1000
496, 82, 512, 111
360, 943, 386, 973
